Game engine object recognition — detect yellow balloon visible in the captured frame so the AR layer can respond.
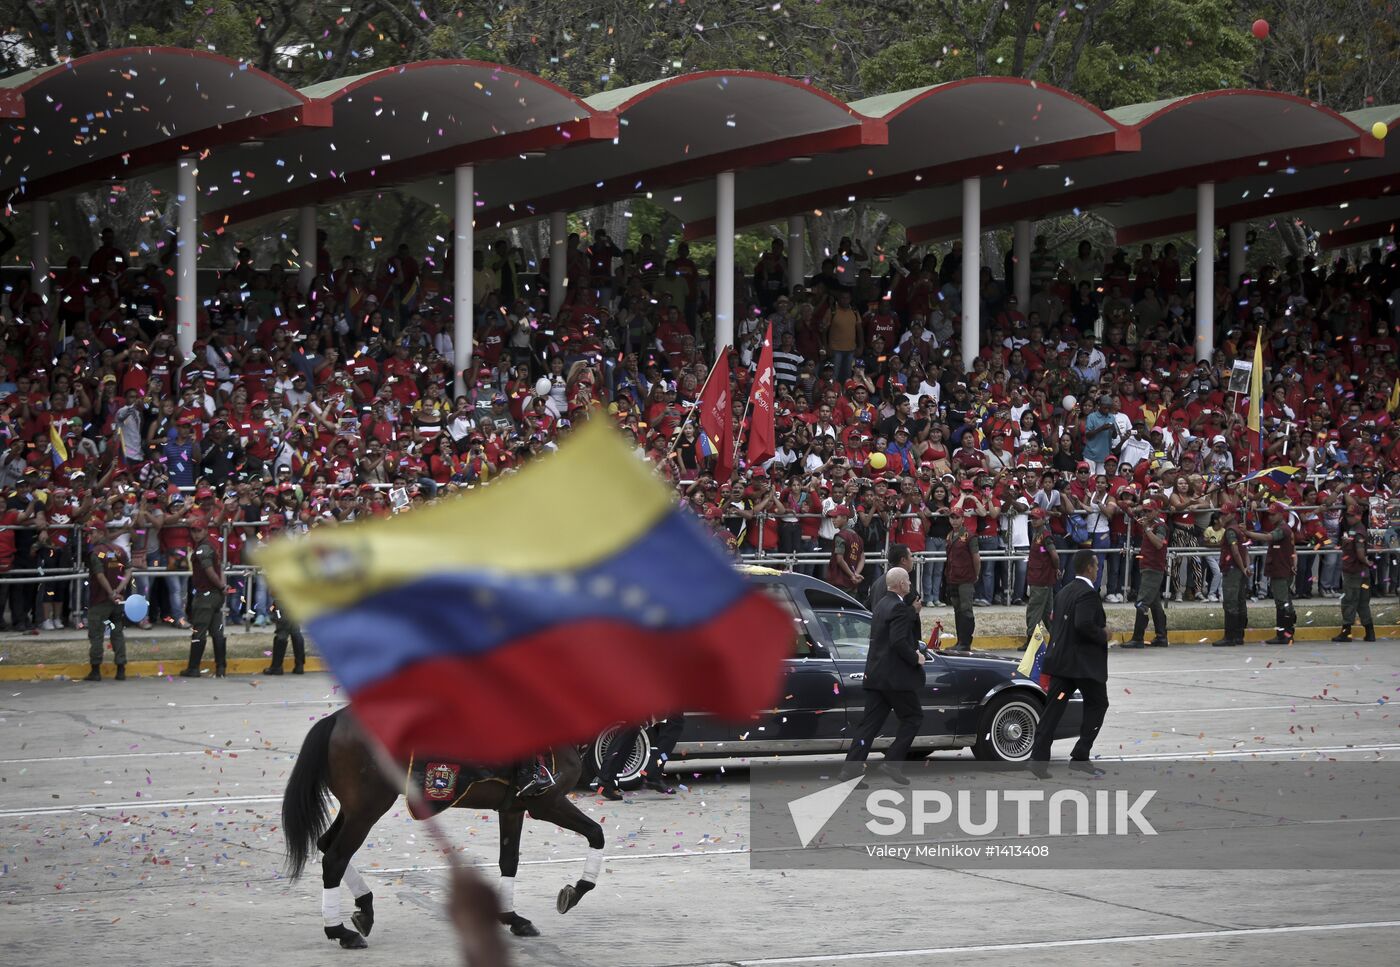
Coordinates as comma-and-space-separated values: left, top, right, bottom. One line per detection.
868, 451, 888, 471
1374, 121, 1390, 140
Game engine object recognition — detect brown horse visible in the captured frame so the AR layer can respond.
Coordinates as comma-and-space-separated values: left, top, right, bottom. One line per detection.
282, 708, 604, 948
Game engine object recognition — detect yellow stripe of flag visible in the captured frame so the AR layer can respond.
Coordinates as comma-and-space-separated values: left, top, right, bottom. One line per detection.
255, 419, 673, 622
1247, 329, 1263, 434
49, 423, 68, 465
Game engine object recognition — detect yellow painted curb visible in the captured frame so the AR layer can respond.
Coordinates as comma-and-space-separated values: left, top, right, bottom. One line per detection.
3, 625, 1396, 678
0, 657, 328, 681
941, 625, 1400, 653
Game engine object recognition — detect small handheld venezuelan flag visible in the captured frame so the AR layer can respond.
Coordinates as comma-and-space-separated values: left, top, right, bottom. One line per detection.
258, 419, 794, 764
49, 423, 68, 467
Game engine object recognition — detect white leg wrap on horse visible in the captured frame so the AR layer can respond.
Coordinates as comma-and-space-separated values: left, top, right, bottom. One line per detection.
342, 864, 370, 899
582, 848, 603, 883
498, 875, 514, 913
322, 887, 342, 926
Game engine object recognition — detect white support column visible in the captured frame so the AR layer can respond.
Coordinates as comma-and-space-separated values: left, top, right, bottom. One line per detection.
297, 205, 317, 295
1194, 181, 1215, 362
1228, 221, 1246, 292
548, 210, 567, 317
176, 156, 198, 361
786, 213, 805, 294
453, 164, 475, 398
1012, 218, 1032, 310
960, 177, 981, 371
714, 170, 736, 352
29, 199, 50, 307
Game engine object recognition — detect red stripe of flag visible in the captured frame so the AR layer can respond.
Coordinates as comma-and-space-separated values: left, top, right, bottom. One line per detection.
348, 592, 791, 764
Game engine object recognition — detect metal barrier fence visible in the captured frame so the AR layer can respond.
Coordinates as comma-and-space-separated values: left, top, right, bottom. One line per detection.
0, 508, 1393, 622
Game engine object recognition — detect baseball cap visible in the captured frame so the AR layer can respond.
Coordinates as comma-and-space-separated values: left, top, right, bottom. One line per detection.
826, 505, 851, 519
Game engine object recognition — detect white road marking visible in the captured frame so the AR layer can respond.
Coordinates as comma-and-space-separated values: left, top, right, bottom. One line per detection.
0, 749, 279, 765
1108, 743, 1400, 761
710, 920, 1400, 965
1115, 663, 1367, 675
0, 795, 282, 818
1118, 702, 1372, 715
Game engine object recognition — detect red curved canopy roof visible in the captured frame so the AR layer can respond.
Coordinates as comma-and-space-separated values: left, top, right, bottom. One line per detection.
0, 47, 329, 199
674, 76, 1138, 240
897, 91, 1382, 242
198, 60, 614, 230
1108, 106, 1398, 245
404, 70, 885, 231
1, 51, 1392, 252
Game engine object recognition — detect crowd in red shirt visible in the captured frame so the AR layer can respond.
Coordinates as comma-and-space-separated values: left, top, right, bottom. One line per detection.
1, 224, 1397, 633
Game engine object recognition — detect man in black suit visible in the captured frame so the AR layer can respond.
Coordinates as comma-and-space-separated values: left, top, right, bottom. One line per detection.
866, 543, 912, 609
840, 566, 924, 785
1030, 550, 1110, 777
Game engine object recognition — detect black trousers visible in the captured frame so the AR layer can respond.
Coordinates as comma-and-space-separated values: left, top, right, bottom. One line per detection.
844, 688, 924, 765
599, 718, 684, 788
1030, 676, 1109, 762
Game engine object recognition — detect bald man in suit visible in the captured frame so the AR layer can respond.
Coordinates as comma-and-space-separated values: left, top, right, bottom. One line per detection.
841, 566, 925, 784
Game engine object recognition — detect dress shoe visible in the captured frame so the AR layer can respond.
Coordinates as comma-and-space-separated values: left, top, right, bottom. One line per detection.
1211, 638, 1237, 647
114, 666, 126, 681
642, 776, 676, 794
1068, 761, 1106, 778
292, 664, 305, 675
1027, 761, 1051, 780
598, 785, 624, 802
1119, 640, 1146, 649
1264, 635, 1290, 645
178, 667, 202, 678
1147, 637, 1169, 648
262, 666, 284, 676
872, 764, 911, 785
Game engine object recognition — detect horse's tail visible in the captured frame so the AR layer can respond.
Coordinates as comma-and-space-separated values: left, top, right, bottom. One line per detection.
282, 710, 338, 880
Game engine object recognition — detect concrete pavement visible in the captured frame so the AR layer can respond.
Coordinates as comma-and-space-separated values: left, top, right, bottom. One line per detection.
1, 641, 1398, 966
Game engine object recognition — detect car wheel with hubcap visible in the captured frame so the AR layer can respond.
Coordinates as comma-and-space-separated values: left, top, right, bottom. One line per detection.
972, 692, 1042, 761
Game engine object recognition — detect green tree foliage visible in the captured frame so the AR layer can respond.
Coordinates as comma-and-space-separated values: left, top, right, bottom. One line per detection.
861, 0, 1252, 109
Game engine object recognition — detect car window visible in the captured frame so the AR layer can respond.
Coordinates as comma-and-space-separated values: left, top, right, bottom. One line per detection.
760, 582, 818, 657
814, 609, 872, 661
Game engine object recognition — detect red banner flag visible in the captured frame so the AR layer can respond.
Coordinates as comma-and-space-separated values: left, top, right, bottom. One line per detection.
747, 323, 777, 467
697, 347, 732, 448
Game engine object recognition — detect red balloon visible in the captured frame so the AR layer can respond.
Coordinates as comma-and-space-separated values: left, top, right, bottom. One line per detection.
1251, 18, 1270, 39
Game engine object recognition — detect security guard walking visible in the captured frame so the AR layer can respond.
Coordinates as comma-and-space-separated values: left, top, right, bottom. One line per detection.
1214, 501, 1249, 647
1122, 500, 1169, 649
1333, 506, 1376, 642
84, 517, 130, 681
179, 514, 229, 678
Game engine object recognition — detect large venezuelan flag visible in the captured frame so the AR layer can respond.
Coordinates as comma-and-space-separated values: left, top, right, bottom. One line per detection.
257, 418, 794, 764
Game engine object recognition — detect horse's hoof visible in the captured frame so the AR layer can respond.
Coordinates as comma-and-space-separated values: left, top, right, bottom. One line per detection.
557, 879, 594, 914
324, 924, 368, 949
498, 911, 539, 937
352, 894, 374, 937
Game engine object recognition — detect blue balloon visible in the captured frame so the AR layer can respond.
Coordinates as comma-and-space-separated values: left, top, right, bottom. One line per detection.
123, 594, 149, 624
